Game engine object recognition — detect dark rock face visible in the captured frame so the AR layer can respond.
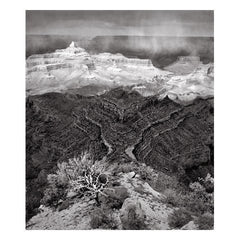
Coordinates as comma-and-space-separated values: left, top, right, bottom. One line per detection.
133, 97, 214, 183
26, 88, 213, 220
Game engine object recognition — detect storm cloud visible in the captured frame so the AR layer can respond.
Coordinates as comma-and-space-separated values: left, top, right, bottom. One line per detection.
26, 10, 213, 37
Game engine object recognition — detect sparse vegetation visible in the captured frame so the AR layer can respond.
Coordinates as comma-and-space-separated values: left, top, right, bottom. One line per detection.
138, 164, 156, 182
90, 208, 119, 229
121, 202, 147, 230
153, 171, 180, 192
164, 173, 214, 229
162, 188, 185, 207
100, 187, 129, 210
90, 208, 106, 229
168, 208, 193, 229
41, 152, 109, 207
163, 174, 213, 212
195, 213, 214, 230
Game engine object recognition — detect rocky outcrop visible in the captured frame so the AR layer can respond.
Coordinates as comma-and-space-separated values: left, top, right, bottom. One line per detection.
26, 198, 96, 230
26, 171, 173, 230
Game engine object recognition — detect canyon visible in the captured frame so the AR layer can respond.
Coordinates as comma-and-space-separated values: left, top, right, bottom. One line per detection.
26, 39, 214, 229
26, 42, 213, 102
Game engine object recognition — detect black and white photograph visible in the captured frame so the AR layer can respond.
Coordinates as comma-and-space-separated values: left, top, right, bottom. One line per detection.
3, 0, 240, 238
25, 10, 214, 230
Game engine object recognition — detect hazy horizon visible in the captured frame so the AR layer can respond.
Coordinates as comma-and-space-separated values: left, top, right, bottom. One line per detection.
26, 34, 214, 37
26, 10, 214, 37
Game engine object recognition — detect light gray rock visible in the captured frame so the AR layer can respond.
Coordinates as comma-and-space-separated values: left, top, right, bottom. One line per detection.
120, 198, 147, 230
181, 221, 198, 230
127, 171, 136, 178
66, 190, 78, 199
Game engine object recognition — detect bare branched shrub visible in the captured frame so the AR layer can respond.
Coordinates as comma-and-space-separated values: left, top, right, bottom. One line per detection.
41, 152, 109, 206
68, 156, 109, 204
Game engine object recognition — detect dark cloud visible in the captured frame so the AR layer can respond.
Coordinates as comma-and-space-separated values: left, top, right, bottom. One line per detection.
26, 10, 213, 36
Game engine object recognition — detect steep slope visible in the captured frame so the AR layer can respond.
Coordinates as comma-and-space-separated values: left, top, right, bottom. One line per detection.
26, 88, 213, 220
26, 171, 173, 230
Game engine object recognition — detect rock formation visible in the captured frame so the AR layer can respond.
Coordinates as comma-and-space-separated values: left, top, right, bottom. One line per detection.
26, 42, 213, 101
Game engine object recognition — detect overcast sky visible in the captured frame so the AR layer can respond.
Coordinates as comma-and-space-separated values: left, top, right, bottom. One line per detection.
26, 10, 213, 37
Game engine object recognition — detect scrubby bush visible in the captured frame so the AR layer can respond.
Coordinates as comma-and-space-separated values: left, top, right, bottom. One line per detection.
137, 164, 155, 182
90, 208, 118, 229
165, 173, 214, 229
162, 189, 185, 207
153, 171, 179, 192
90, 208, 110, 229
195, 213, 214, 230
188, 174, 214, 214
41, 152, 109, 207
163, 174, 214, 214
199, 173, 214, 193
41, 184, 64, 206
121, 203, 147, 230
41, 173, 67, 206
126, 210, 147, 230
26, 190, 43, 220
168, 208, 193, 229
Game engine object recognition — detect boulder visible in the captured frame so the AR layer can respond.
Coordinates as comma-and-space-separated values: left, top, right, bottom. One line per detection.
99, 186, 129, 210
127, 171, 136, 178
181, 221, 198, 230
66, 190, 79, 199
58, 200, 71, 211
120, 198, 147, 230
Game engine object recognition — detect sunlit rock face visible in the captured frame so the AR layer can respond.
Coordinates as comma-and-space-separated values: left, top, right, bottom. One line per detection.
26, 42, 213, 101
162, 63, 214, 102
161, 56, 214, 102
26, 42, 165, 95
